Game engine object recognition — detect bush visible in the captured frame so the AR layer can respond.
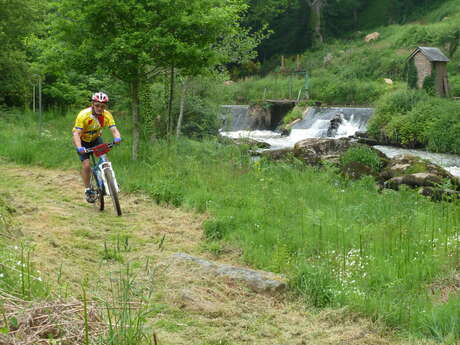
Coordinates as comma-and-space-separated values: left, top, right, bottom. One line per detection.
368, 88, 460, 153
427, 110, 460, 153
367, 89, 427, 139
340, 146, 383, 173
149, 181, 183, 207
203, 217, 235, 240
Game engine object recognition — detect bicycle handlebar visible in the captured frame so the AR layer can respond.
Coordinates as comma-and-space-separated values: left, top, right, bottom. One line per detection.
85, 142, 116, 156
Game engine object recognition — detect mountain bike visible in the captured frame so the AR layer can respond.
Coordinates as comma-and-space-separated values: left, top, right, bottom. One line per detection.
86, 142, 122, 216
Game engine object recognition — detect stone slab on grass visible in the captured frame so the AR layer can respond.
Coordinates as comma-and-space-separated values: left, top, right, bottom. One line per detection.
172, 253, 287, 294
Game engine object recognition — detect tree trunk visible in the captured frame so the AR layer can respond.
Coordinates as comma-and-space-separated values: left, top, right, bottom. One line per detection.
131, 79, 141, 160
167, 64, 175, 137
176, 79, 187, 137
305, 0, 325, 46
312, 1, 324, 45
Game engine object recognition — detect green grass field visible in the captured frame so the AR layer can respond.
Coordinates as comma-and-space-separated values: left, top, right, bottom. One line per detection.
1, 109, 459, 342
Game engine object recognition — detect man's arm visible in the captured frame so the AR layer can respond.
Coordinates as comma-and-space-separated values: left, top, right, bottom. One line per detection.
110, 126, 121, 141
73, 129, 83, 148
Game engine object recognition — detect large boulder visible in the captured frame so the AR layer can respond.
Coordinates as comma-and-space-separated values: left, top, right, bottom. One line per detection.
379, 155, 458, 183
384, 173, 443, 190
293, 138, 353, 165
260, 148, 294, 161
326, 113, 343, 137
218, 135, 270, 149
232, 137, 270, 149
419, 187, 460, 201
379, 154, 460, 192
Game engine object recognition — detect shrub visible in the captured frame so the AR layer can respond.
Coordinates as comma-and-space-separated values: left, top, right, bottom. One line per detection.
369, 88, 460, 153
367, 89, 427, 139
203, 217, 235, 240
340, 146, 383, 173
426, 110, 460, 153
310, 77, 385, 105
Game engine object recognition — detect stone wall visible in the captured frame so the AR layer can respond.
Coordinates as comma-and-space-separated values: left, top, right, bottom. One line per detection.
414, 53, 432, 89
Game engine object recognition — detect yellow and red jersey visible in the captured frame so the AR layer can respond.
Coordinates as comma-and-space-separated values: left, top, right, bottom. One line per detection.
73, 107, 116, 143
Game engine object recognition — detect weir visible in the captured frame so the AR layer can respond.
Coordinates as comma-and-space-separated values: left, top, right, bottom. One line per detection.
291, 107, 373, 137
220, 106, 374, 149
220, 101, 296, 132
219, 105, 460, 177
220, 105, 251, 131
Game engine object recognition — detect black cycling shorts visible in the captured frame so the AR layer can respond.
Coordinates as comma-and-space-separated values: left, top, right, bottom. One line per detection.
77, 137, 103, 161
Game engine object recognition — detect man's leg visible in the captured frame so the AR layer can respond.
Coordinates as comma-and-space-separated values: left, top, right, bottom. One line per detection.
82, 159, 91, 188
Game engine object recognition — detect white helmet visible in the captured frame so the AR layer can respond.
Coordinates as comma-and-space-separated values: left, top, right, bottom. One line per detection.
91, 92, 109, 103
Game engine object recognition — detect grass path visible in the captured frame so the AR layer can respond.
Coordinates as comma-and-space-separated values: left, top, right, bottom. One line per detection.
0, 162, 434, 345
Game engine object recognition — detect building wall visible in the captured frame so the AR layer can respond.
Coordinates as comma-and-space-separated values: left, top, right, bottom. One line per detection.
434, 62, 449, 97
414, 52, 432, 89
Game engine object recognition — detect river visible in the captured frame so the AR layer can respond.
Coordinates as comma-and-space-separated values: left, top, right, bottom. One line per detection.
220, 106, 460, 177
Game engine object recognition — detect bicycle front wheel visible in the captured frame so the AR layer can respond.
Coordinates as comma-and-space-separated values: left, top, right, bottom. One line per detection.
104, 168, 122, 216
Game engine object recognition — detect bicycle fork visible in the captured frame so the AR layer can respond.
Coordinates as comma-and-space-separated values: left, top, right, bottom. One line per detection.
97, 160, 120, 196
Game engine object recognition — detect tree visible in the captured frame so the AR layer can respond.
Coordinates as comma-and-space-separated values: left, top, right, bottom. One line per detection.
304, 0, 327, 46
0, 0, 40, 106
324, 0, 365, 37
56, 0, 248, 159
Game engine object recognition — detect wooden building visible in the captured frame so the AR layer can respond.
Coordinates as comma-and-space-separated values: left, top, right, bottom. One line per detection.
408, 47, 450, 97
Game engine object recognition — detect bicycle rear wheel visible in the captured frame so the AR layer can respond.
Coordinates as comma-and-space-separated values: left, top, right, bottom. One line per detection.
104, 168, 122, 216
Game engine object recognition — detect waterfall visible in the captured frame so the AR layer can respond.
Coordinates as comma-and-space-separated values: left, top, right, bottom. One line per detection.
219, 105, 460, 177
220, 106, 373, 145
220, 107, 374, 149
291, 107, 373, 137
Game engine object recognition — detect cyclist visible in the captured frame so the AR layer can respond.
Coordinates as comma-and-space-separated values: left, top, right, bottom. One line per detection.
72, 92, 122, 203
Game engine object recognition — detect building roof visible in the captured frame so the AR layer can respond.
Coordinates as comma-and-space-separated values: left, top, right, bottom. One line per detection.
409, 47, 450, 62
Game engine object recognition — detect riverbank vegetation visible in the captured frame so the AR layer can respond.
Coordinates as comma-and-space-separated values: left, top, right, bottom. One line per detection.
1, 109, 459, 342
368, 89, 460, 153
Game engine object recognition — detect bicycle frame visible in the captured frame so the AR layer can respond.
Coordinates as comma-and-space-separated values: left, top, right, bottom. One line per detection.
88, 143, 119, 196
92, 156, 119, 196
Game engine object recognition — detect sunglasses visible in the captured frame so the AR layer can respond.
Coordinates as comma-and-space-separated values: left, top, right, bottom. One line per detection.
93, 102, 107, 108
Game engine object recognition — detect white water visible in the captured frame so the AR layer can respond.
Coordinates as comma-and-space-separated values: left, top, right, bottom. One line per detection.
374, 146, 460, 178
220, 106, 460, 177
220, 112, 367, 149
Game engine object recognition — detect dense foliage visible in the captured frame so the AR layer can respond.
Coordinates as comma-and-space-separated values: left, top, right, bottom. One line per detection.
368, 89, 460, 153
340, 146, 383, 173
2, 0, 457, 109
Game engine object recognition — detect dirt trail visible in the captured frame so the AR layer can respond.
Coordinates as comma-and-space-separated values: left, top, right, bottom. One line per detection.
0, 163, 433, 345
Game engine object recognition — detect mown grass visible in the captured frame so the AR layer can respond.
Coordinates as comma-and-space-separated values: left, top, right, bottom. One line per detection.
1, 108, 459, 342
